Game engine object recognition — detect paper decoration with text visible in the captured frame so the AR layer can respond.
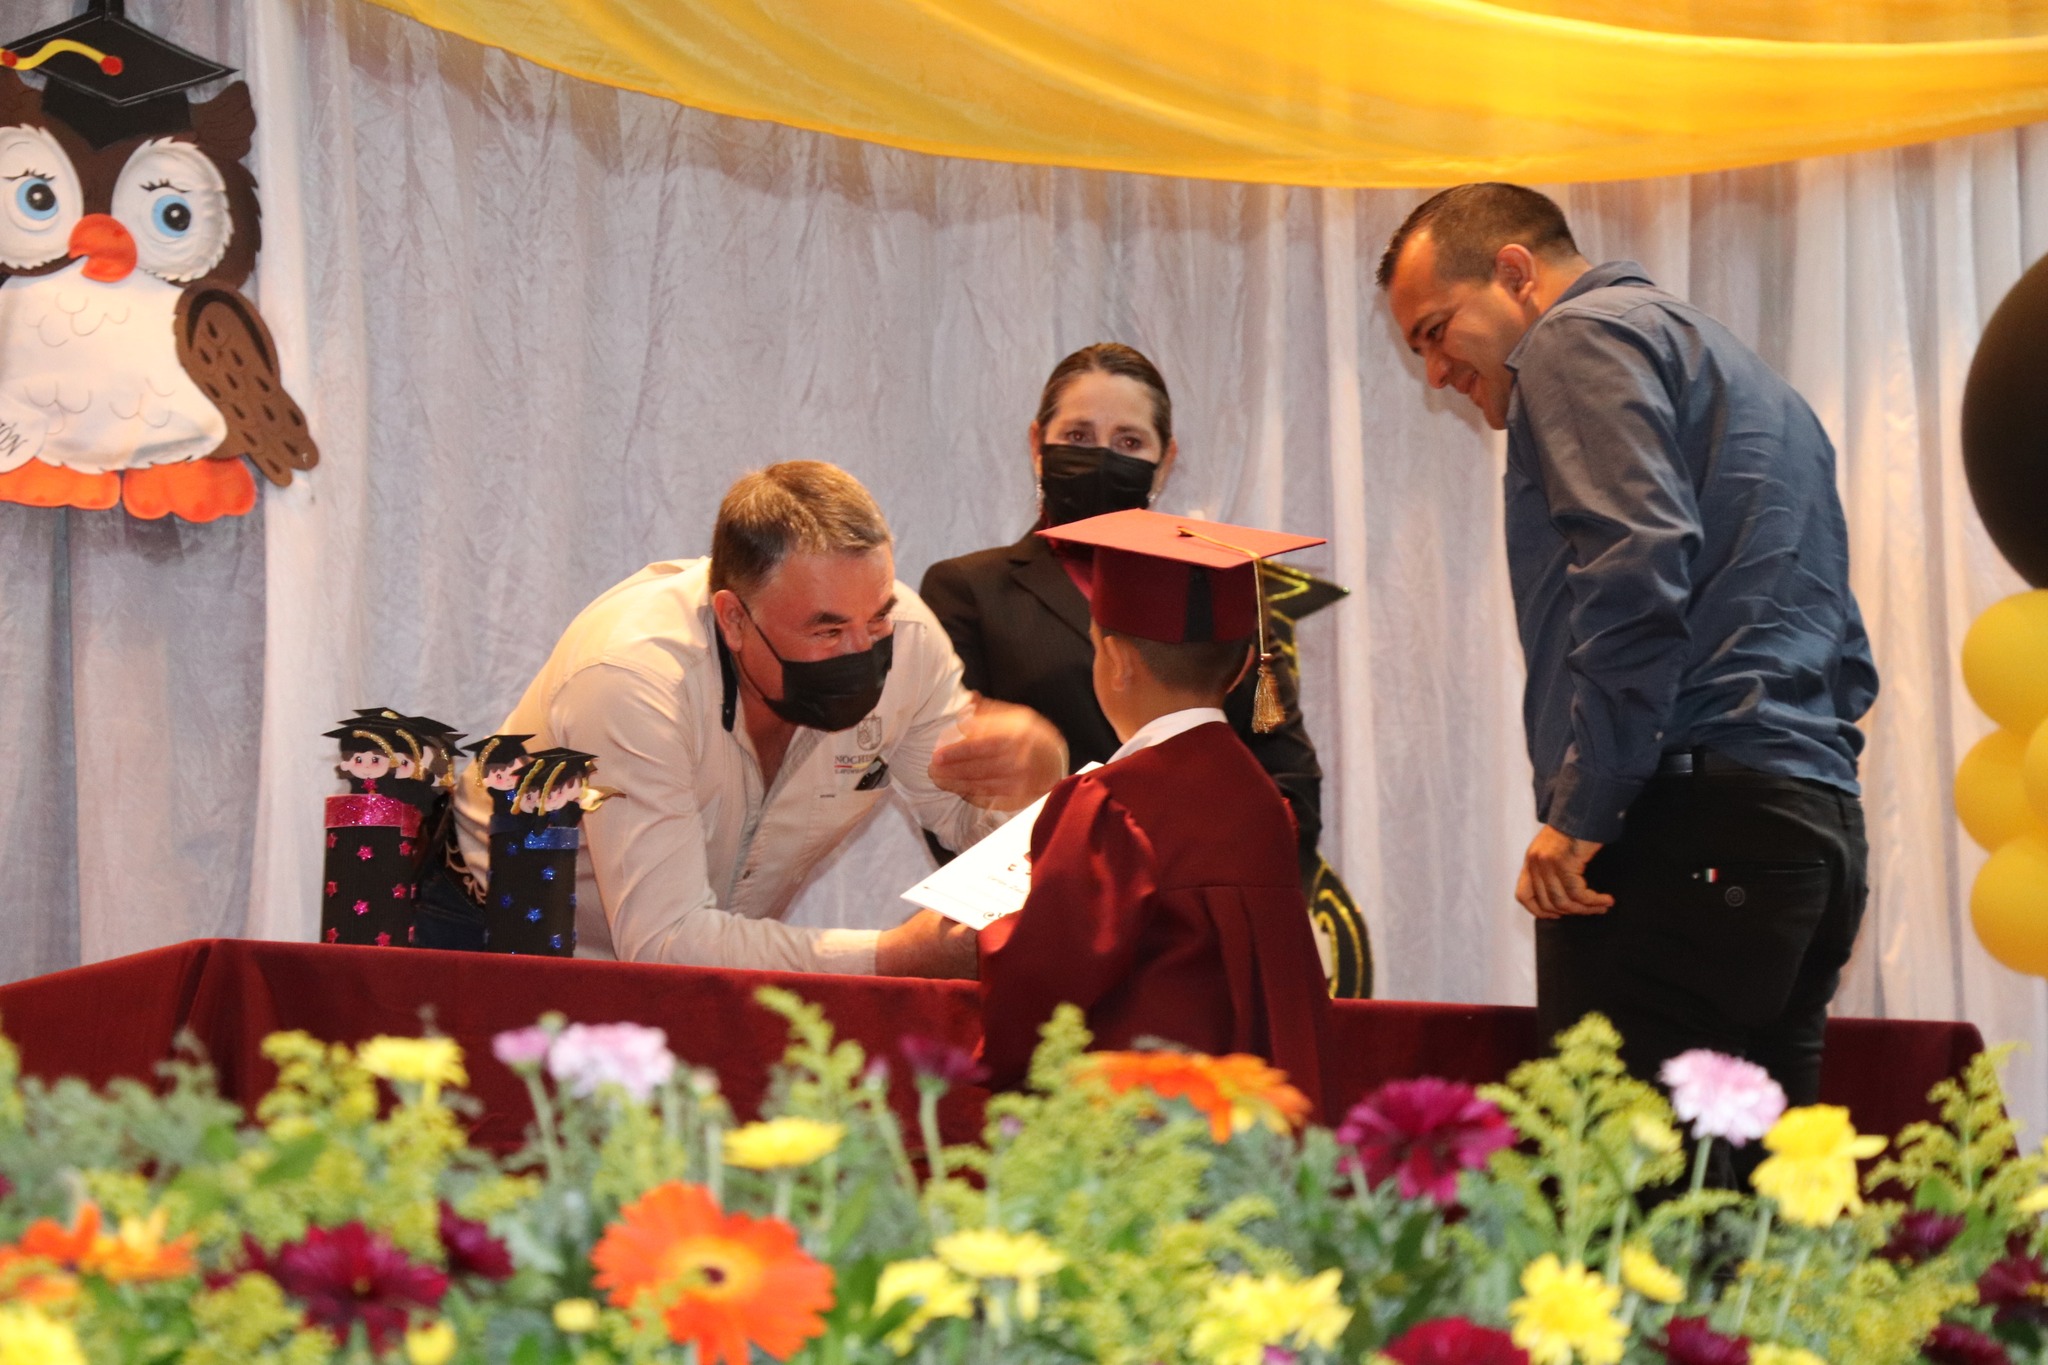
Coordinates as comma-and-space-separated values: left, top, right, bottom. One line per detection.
0, 1, 317, 523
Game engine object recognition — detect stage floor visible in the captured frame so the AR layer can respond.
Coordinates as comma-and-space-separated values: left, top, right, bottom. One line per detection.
0, 939, 1983, 1148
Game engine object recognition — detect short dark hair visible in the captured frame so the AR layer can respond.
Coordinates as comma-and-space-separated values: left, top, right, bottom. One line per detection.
1035, 343, 1173, 447
1112, 632, 1254, 698
710, 461, 892, 596
1375, 183, 1580, 291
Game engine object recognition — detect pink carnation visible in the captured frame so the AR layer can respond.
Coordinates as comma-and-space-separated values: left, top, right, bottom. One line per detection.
491, 1025, 553, 1069
1659, 1050, 1785, 1146
1336, 1077, 1516, 1205
545, 1022, 677, 1101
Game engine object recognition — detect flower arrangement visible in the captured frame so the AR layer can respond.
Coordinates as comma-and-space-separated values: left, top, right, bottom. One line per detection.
0, 995, 2044, 1365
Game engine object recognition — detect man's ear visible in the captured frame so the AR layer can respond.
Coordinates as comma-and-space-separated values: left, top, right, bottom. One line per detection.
711, 589, 747, 651
1494, 242, 1538, 301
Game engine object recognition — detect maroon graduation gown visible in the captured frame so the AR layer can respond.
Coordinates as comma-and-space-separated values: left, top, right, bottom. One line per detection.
978, 721, 1330, 1118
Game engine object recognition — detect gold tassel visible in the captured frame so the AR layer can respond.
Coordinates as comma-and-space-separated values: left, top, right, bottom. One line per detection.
1252, 653, 1285, 733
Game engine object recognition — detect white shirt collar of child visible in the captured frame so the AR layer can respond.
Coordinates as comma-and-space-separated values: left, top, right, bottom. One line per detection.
1108, 706, 1228, 764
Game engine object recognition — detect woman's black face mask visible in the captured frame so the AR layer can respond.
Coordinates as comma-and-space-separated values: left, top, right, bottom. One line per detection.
737, 599, 894, 733
1038, 443, 1157, 527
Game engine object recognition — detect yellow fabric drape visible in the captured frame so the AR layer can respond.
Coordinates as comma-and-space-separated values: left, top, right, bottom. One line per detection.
361, 0, 2048, 186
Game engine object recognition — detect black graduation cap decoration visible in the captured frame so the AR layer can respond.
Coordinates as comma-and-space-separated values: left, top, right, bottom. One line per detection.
3, 0, 232, 150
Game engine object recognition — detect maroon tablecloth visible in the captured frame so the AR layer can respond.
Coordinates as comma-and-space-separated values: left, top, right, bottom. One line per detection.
0, 939, 1983, 1151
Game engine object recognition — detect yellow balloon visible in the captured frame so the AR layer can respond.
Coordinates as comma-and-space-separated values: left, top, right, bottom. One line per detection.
1957, 729, 2037, 851
1962, 590, 2048, 733
2027, 719, 2048, 828
1973, 830, 2048, 978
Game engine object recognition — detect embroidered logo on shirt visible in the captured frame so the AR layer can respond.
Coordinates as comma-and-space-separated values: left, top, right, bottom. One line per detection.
856, 715, 883, 752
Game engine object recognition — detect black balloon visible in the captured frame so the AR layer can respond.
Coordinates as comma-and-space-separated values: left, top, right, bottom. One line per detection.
1962, 253, 2048, 587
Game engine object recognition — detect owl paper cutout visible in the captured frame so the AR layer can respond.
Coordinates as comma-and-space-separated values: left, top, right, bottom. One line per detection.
0, 2, 317, 523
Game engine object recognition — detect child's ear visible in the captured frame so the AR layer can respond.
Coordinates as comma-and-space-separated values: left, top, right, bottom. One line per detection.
1100, 632, 1136, 692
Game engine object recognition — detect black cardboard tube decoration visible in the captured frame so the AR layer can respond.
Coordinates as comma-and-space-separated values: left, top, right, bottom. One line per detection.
1962, 253, 2048, 587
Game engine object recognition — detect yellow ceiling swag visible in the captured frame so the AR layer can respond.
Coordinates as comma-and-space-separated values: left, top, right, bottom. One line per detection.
363, 0, 2048, 186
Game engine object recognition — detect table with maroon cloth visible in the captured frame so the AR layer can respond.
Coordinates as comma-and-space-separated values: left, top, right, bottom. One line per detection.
0, 939, 1983, 1151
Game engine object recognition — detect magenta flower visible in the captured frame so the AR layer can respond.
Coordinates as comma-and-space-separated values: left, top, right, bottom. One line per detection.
1923, 1322, 2014, 1365
546, 1022, 677, 1101
1335, 1078, 1515, 1204
1880, 1209, 1966, 1265
1977, 1240, 2048, 1328
266, 1222, 448, 1351
491, 1025, 553, 1070
1659, 1051, 1786, 1146
1382, 1317, 1530, 1364
438, 1202, 514, 1281
1652, 1316, 1749, 1365
901, 1035, 988, 1089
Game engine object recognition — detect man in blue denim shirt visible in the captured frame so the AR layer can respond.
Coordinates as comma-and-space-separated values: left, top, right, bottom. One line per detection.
1378, 183, 1878, 1125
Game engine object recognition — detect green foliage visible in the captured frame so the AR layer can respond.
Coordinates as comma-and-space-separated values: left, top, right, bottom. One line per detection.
0, 1005, 2041, 1365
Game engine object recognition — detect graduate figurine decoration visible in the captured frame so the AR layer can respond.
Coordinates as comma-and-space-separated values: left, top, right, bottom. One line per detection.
320, 716, 427, 948
480, 746, 601, 957
0, 1, 317, 521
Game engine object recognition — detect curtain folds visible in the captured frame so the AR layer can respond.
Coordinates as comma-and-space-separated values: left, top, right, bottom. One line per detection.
359, 0, 2048, 187
1, 0, 2043, 1142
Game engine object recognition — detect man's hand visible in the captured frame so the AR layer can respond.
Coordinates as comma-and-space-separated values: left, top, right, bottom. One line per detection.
928, 696, 1066, 811
1516, 825, 1613, 920
875, 908, 980, 979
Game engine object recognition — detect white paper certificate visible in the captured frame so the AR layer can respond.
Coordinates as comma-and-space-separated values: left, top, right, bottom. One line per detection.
900, 764, 1100, 929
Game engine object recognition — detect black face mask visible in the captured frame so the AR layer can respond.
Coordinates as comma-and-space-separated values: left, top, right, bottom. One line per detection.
1038, 443, 1157, 527
738, 600, 894, 732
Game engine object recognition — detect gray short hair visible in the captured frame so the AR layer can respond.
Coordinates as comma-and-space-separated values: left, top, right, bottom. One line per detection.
709, 461, 892, 596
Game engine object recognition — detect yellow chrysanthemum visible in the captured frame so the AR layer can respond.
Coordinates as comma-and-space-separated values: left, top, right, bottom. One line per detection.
552, 1298, 601, 1333
1632, 1115, 1682, 1157
0, 1303, 87, 1365
874, 1257, 976, 1354
933, 1228, 1065, 1320
1752, 1346, 1828, 1365
1189, 1268, 1351, 1365
1509, 1255, 1626, 1365
404, 1320, 457, 1365
1619, 1244, 1684, 1304
2016, 1185, 2048, 1216
1750, 1106, 1886, 1229
722, 1117, 846, 1170
356, 1036, 467, 1102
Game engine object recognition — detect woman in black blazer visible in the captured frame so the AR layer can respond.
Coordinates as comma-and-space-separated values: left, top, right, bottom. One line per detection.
918, 343, 1326, 880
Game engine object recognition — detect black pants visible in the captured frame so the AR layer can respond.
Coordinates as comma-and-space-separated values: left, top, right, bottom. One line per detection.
1536, 764, 1868, 1114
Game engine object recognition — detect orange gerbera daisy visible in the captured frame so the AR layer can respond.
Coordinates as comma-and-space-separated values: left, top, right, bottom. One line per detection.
590, 1182, 833, 1365
0, 1245, 77, 1305
8, 1203, 196, 1284
1077, 1051, 1312, 1142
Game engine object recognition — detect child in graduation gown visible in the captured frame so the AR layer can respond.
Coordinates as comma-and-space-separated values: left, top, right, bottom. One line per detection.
977, 509, 1333, 1117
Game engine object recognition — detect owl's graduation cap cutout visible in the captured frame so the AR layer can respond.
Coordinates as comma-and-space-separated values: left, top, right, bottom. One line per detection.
1038, 508, 1324, 731
2, 0, 233, 149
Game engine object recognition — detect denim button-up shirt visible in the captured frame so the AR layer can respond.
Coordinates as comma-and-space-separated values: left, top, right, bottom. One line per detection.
1503, 261, 1879, 842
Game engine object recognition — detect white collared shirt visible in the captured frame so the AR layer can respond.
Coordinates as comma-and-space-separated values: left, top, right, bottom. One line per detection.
452, 557, 1005, 973
1108, 707, 1229, 764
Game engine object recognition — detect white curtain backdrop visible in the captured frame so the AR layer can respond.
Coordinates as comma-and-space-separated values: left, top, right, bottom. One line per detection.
2, 0, 2042, 1137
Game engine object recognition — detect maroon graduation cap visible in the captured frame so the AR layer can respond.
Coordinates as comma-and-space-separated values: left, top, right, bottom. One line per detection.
1038, 508, 1324, 730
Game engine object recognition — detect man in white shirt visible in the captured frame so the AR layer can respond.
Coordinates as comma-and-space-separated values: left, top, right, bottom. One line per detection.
435, 462, 1067, 977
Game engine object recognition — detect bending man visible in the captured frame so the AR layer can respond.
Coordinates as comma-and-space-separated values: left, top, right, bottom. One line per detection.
432, 461, 1067, 976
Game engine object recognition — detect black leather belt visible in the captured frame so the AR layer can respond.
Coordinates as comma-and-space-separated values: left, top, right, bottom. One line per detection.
1655, 747, 1752, 777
